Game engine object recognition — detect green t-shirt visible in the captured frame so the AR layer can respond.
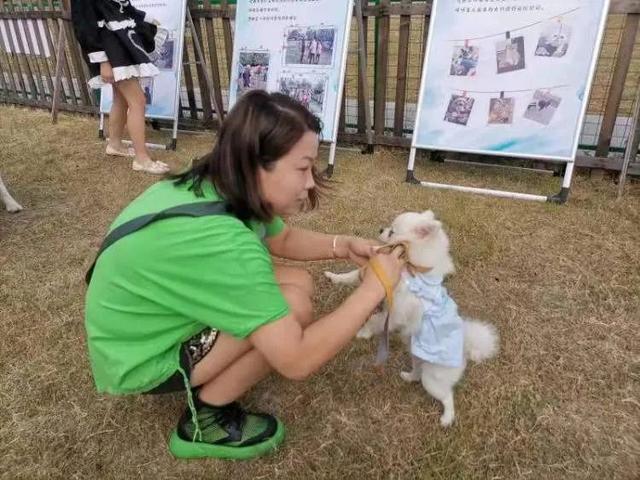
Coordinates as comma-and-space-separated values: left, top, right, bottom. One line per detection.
85, 179, 290, 394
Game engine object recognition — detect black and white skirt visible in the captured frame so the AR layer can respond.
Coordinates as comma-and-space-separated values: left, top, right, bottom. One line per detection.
86, 20, 164, 89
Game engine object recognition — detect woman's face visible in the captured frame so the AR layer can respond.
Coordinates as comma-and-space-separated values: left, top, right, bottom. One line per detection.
258, 130, 318, 217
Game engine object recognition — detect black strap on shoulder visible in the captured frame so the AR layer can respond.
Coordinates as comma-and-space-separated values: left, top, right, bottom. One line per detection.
86, 201, 230, 285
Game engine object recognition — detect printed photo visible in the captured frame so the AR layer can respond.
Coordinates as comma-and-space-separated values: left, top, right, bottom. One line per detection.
488, 97, 515, 124
524, 90, 562, 125
151, 30, 176, 70
278, 73, 327, 115
139, 78, 154, 105
535, 23, 571, 58
284, 27, 336, 66
236, 50, 270, 97
450, 44, 479, 76
444, 94, 475, 126
496, 36, 525, 74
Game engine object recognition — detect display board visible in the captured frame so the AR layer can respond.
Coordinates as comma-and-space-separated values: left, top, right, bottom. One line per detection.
229, 0, 355, 143
412, 0, 610, 161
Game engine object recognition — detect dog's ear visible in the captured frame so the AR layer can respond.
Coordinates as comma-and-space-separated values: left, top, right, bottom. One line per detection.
413, 219, 441, 239
421, 210, 435, 220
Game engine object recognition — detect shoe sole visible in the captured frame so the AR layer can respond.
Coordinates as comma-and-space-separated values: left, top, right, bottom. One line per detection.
105, 146, 135, 158
132, 162, 170, 175
168, 419, 285, 460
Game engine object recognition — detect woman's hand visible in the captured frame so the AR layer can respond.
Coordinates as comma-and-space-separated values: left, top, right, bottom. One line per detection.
361, 246, 406, 299
100, 61, 114, 84
335, 235, 381, 266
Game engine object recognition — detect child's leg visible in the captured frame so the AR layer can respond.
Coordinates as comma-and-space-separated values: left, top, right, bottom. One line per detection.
108, 86, 128, 150
191, 265, 314, 405
113, 78, 168, 172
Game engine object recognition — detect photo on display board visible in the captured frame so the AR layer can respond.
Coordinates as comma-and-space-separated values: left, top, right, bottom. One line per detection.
236, 50, 270, 97
444, 94, 475, 126
278, 73, 328, 115
524, 89, 562, 125
495, 36, 526, 74
139, 78, 154, 105
284, 26, 336, 67
535, 22, 572, 58
150, 30, 176, 70
450, 44, 479, 76
488, 97, 515, 124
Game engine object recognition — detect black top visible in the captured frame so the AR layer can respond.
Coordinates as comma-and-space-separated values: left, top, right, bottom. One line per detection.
70, 0, 159, 87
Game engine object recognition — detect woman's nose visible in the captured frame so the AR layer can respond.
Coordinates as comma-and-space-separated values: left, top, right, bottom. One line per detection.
305, 169, 315, 190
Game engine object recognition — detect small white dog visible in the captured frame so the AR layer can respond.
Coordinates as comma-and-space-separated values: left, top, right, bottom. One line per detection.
325, 211, 498, 426
0, 173, 23, 213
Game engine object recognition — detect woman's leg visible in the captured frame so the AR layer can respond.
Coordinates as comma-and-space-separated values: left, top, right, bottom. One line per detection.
191, 265, 314, 406
107, 86, 129, 152
113, 78, 168, 172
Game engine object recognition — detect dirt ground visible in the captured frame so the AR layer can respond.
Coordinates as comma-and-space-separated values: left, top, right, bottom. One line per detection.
1, 106, 639, 479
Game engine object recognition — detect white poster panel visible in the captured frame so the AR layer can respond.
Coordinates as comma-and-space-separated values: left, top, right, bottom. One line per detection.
99, 0, 187, 120
0, 19, 51, 57
413, 0, 610, 161
229, 0, 354, 142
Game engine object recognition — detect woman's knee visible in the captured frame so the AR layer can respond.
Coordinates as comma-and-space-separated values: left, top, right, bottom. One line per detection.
286, 289, 314, 328
115, 80, 146, 110
279, 287, 313, 329
274, 265, 314, 298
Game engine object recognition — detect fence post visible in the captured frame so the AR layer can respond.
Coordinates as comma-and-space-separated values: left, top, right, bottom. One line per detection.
374, 0, 390, 136
393, 0, 411, 137
50, 1, 69, 123
618, 82, 640, 197
595, 13, 640, 157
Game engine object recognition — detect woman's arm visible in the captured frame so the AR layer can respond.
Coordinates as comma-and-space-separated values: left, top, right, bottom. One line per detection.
266, 225, 378, 265
249, 249, 403, 380
250, 270, 385, 380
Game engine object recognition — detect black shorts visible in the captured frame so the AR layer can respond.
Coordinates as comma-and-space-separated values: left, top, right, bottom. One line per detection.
144, 328, 219, 394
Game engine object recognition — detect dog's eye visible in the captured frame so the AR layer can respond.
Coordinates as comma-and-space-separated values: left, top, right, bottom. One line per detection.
389, 229, 394, 237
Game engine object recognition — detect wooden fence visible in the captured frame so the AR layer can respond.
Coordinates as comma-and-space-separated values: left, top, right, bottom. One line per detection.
0, 0, 639, 172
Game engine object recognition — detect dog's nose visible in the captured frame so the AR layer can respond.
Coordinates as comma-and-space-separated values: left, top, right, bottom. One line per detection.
379, 228, 384, 234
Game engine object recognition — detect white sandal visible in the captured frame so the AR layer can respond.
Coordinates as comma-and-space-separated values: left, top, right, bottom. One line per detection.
106, 144, 136, 158
132, 160, 171, 175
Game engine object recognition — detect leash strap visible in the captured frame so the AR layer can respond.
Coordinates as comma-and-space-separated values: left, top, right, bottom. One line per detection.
374, 311, 391, 367
368, 256, 395, 309
368, 256, 396, 367
85, 201, 230, 285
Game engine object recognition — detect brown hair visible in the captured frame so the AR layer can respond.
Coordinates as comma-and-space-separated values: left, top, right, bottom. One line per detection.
173, 90, 324, 222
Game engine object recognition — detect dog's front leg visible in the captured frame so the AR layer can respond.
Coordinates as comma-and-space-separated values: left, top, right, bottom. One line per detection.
400, 356, 421, 383
0, 174, 23, 213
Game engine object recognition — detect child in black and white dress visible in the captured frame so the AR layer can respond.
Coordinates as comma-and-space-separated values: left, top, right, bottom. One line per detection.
71, 0, 170, 175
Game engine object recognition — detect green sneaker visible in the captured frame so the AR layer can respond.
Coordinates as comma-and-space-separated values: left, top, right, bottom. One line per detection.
168, 399, 285, 460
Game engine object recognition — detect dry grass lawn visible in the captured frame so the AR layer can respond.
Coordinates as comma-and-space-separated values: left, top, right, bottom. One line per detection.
1, 106, 639, 479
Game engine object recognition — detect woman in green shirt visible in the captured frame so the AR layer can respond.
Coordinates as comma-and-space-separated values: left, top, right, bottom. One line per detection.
85, 90, 404, 460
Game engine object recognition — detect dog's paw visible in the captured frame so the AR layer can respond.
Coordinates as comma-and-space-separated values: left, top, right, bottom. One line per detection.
356, 327, 373, 339
5, 200, 23, 213
439, 412, 455, 427
400, 371, 419, 383
324, 271, 340, 284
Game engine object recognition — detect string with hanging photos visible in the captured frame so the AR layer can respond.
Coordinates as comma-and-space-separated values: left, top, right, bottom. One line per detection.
447, 7, 580, 43
443, 84, 571, 127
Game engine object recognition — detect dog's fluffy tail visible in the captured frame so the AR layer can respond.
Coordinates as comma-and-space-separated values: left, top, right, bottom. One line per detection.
462, 319, 499, 363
